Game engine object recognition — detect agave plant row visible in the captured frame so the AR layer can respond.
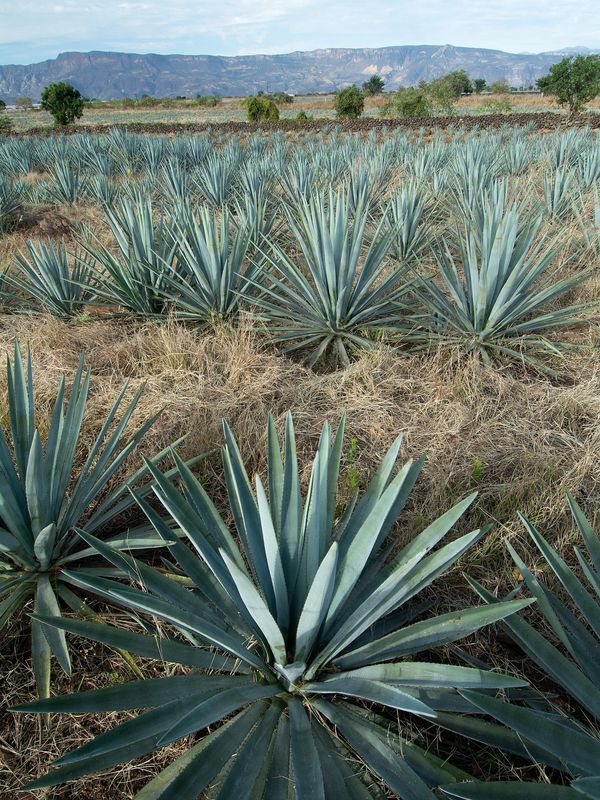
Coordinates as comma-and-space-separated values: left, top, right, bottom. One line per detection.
1, 126, 598, 373
1, 346, 599, 798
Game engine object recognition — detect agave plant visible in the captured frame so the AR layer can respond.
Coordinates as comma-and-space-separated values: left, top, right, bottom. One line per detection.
385, 183, 430, 262
0, 175, 23, 233
543, 168, 576, 221
414, 203, 592, 372
48, 160, 87, 205
441, 496, 600, 799
0, 344, 191, 698
8, 239, 96, 317
252, 189, 413, 366
83, 196, 178, 315
13, 413, 532, 797
161, 203, 259, 323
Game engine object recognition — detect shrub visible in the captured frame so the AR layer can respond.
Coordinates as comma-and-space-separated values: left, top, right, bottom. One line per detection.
0, 99, 6, 109
14, 413, 529, 797
335, 85, 364, 118
0, 114, 13, 134
382, 86, 431, 118
475, 97, 512, 114
40, 82, 84, 125
244, 96, 280, 122
490, 80, 510, 94
195, 94, 221, 107
270, 91, 294, 104
473, 78, 487, 93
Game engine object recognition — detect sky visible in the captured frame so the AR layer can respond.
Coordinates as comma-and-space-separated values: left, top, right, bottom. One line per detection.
1, 0, 599, 65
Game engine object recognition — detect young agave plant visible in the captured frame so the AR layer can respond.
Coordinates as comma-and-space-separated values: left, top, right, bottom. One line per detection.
415, 204, 592, 373
84, 196, 178, 315
8, 239, 96, 317
162, 203, 258, 324
0, 344, 189, 699
253, 189, 412, 366
385, 183, 430, 262
442, 496, 600, 799
15, 414, 531, 798
0, 175, 23, 233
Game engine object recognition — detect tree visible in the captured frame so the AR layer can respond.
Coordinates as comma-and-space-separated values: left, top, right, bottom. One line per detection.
335, 85, 365, 118
490, 80, 510, 94
40, 82, 84, 125
15, 96, 33, 110
0, 99, 6, 110
537, 54, 600, 115
244, 96, 279, 122
444, 70, 473, 95
474, 78, 487, 94
362, 74, 385, 95
381, 86, 431, 118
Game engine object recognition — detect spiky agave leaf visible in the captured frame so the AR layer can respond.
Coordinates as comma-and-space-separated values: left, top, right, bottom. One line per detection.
0, 343, 198, 698
440, 497, 600, 798
15, 412, 532, 797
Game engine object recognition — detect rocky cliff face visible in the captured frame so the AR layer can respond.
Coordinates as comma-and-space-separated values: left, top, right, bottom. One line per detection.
0, 45, 594, 102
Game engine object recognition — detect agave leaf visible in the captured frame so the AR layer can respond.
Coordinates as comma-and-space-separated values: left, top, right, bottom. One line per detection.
35, 576, 71, 675
135, 704, 267, 800
157, 681, 281, 746
294, 542, 338, 662
287, 697, 325, 800
315, 700, 439, 800
442, 783, 581, 799
461, 690, 600, 775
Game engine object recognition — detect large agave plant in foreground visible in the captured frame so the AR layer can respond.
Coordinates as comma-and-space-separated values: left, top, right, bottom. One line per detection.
415, 203, 592, 373
0, 345, 188, 698
442, 497, 600, 799
16, 414, 532, 798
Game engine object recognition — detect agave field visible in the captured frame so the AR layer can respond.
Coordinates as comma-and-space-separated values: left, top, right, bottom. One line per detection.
0, 124, 600, 799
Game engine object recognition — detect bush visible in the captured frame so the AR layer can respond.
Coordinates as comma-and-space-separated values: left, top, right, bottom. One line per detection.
0, 115, 13, 134
195, 94, 221, 107
40, 82, 84, 125
335, 85, 364, 118
490, 80, 510, 94
270, 91, 294, 104
0, 99, 6, 109
244, 96, 280, 122
381, 87, 431, 118
475, 97, 512, 114
473, 78, 487, 93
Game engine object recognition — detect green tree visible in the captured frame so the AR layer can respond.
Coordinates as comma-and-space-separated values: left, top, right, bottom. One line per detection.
40, 82, 84, 125
362, 74, 385, 95
473, 78, 487, 93
537, 54, 600, 115
381, 86, 431, 118
490, 80, 510, 94
335, 85, 365, 118
444, 69, 473, 95
0, 99, 6, 110
244, 96, 280, 122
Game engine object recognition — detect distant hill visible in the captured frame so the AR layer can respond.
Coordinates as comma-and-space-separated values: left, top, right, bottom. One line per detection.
1, 44, 598, 102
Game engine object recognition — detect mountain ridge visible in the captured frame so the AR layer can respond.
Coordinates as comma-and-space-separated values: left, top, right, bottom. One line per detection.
1, 44, 598, 102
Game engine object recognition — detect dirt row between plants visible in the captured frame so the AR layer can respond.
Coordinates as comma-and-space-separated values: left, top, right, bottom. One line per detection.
9, 111, 600, 137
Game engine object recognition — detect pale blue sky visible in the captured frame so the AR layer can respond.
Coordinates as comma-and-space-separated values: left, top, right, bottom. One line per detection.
1, 0, 598, 65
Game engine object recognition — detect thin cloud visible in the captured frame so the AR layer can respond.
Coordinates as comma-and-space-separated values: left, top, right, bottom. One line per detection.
0, 0, 598, 64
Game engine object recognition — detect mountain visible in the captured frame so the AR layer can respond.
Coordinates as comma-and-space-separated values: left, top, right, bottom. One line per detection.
0, 44, 597, 102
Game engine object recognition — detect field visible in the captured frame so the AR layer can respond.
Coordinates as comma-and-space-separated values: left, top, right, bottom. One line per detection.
1, 123, 600, 798
6, 91, 600, 133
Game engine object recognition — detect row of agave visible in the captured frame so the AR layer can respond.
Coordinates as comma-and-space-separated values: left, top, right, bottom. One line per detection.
1, 343, 599, 798
1, 180, 596, 373
1, 129, 600, 210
